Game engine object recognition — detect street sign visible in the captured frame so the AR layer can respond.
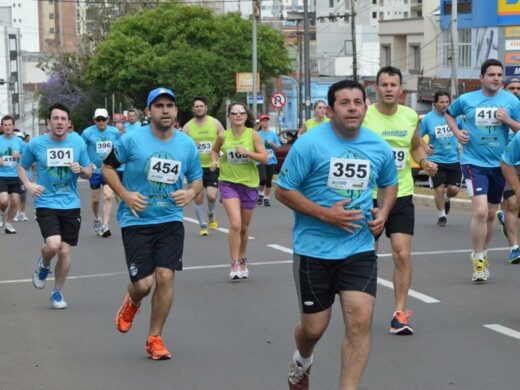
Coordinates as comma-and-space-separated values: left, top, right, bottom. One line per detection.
506, 66, 520, 76
247, 95, 264, 104
270, 92, 286, 109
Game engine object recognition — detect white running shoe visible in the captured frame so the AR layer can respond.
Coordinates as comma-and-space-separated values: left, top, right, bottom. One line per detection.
4, 223, 16, 234
229, 261, 241, 280
238, 258, 249, 279
93, 217, 103, 235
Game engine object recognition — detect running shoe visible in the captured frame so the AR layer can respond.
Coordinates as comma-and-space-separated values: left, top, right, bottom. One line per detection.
208, 213, 218, 230
471, 255, 489, 282
436, 216, 447, 227
145, 335, 172, 360
115, 294, 140, 333
445, 199, 451, 215
198, 228, 209, 236
288, 359, 311, 390
264, 198, 271, 207
257, 194, 264, 206
0, 210, 4, 228
238, 257, 249, 279
390, 310, 414, 335
496, 210, 507, 239
98, 225, 111, 238
13, 212, 19, 222
93, 217, 103, 235
50, 290, 68, 309
20, 212, 28, 222
509, 248, 520, 264
32, 256, 50, 289
229, 261, 241, 280
4, 223, 16, 234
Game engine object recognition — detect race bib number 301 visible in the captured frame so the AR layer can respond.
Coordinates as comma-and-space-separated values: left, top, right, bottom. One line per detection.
96, 140, 113, 155
47, 148, 73, 167
392, 148, 407, 170
197, 141, 212, 154
327, 158, 371, 191
147, 157, 182, 184
475, 107, 500, 127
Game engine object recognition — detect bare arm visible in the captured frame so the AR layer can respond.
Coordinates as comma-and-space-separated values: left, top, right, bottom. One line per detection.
297, 123, 307, 137
367, 185, 398, 236
102, 163, 147, 218
410, 125, 437, 176
501, 160, 520, 203
210, 133, 224, 171
445, 111, 469, 144
18, 164, 44, 197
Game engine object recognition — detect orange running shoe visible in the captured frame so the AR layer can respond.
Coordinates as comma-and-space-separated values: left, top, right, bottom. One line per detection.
115, 294, 140, 333
145, 335, 172, 360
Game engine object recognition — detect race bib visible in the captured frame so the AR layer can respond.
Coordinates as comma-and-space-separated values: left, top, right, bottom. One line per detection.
267, 149, 275, 159
392, 148, 407, 170
197, 141, 212, 154
96, 140, 113, 155
46, 148, 73, 167
475, 107, 500, 127
434, 125, 452, 139
2, 156, 15, 167
147, 157, 181, 184
327, 158, 371, 191
227, 149, 250, 164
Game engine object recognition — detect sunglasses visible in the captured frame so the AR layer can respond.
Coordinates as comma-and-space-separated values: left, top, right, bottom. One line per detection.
229, 111, 247, 116
95, 117, 107, 122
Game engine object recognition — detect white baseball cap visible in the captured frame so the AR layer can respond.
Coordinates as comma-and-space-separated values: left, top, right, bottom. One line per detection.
94, 108, 109, 119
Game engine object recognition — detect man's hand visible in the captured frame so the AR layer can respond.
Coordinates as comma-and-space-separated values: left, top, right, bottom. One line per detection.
425, 144, 434, 155
12, 151, 21, 160
367, 207, 387, 236
121, 192, 147, 218
170, 189, 196, 207
209, 160, 219, 172
455, 129, 469, 145
26, 182, 45, 197
69, 162, 82, 175
323, 198, 364, 233
422, 160, 438, 177
496, 108, 511, 124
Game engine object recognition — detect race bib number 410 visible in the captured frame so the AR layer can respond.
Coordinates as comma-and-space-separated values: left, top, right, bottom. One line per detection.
327, 158, 371, 191
475, 107, 500, 127
147, 157, 182, 184
2, 156, 16, 167
47, 148, 74, 167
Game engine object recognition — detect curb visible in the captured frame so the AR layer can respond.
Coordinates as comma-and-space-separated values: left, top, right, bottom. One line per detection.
413, 194, 472, 210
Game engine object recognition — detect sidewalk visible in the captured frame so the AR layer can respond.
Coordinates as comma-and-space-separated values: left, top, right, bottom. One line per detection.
413, 186, 472, 210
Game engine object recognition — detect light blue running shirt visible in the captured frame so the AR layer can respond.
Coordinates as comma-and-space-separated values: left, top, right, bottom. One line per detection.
0, 135, 25, 177
502, 131, 520, 166
277, 123, 397, 259
20, 133, 90, 209
124, 122, 142, 133
113, 125, 202, 228
81, 125, 119, 174
258, 130, 281, 165
419, 110, 459, 164
447, 89, 520, 167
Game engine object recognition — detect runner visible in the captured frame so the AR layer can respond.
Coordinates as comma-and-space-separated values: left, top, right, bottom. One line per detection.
81, 108, 119, 237
124, 109, 141, 133
182, 96, 225, 236
103, 87, 202, 360
496, 76, 520, 263
14, 131, 31, 222
18, 103, 92, 309
363, 65, 437, 335
446, 59, 520, 280
210, 102, 267, 280
0, 115, 25, 234
420, 91, 461, 226
297, 100, 330, 136
256, 114, 281, 207
276, 80, 398, 390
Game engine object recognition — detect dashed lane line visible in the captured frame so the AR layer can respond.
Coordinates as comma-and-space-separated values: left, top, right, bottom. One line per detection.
483, 324, 520, 340
183, 217, 255, 239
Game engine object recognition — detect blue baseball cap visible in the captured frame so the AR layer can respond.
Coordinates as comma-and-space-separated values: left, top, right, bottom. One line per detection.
504, 77, 520, 87
147, 87, 176, 107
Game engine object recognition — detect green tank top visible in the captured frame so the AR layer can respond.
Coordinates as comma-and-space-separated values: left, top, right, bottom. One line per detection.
187, 116, 218, 167
219, 127, 259, 188
306, 117, 330, 131
363, 104, 418, 198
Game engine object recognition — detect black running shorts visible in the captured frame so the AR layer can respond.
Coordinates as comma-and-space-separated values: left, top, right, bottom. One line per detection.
36, 208, 82, 246
373, 195, 414, 239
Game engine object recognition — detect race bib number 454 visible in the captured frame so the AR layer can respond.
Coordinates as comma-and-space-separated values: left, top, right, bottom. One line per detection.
147, 157, 182, 184
47, 148, 73, 167
327, 158, 371, 191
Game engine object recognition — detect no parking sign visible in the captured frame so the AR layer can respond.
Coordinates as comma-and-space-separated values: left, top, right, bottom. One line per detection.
270, 92, 286, 109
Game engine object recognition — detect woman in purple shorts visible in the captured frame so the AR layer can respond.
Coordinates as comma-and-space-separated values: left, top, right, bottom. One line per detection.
210, 102, 267, 280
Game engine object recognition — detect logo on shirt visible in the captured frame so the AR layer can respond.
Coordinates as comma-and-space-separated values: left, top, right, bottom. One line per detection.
381, 130, 408, 138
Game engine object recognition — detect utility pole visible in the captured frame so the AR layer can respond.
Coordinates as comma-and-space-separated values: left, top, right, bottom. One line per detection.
350, 0, 358, 82
252, 0, 260, 118
450, 0, 458, 99
303, 0, 311, 120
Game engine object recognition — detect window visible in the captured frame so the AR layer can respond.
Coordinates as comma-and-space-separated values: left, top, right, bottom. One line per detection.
329, 0, 333, 7
458, 28, 471, 67
379, 12, 384, 19
381, 45, 391, 66
49, 27, 55, 34
404, 11, 408, 18
49, 13, 54, 19
372, 12, 377, 18
373, 0, 377, 3
409, 44, 421, 73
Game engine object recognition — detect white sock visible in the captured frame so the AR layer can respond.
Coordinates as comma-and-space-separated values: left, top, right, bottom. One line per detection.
473, 252, 484, 261
511, 245, 519, 252
259, 191, 264, 197
208, 201, 216, 214
264, 195, 270, 200
195, 204, 206, 227
294, 350, 313, 368
439, 210, 446, 218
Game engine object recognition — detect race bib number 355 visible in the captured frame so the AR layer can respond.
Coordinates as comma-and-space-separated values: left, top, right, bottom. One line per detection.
475, 107, 500, 127
327, 158, 371, 191
147, 157, 182, 184
47, 148, 73, 167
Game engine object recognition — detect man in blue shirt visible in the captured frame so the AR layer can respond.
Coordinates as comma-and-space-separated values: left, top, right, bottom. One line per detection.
82, 108, 119, 237
420, 91, 461, 226
103, 87, 202, 361
124, 109, 142, 133
256, 114, 281, 207
18, 103, 92, 309
276, 80, 398, 390
446, 59, 520, 282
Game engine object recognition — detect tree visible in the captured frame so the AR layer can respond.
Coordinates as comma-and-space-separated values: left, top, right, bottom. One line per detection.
85, 3, 292, 122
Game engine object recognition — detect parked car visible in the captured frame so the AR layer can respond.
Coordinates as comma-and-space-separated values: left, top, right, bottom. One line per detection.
274, 130, 297, 173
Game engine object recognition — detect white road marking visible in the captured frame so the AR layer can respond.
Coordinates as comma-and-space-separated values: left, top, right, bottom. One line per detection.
483, 324, 520, 340
267, 244, 294, 254
183, 217, 255, 239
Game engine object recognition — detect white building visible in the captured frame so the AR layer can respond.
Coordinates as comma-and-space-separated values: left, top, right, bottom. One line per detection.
0, 1, 38, 52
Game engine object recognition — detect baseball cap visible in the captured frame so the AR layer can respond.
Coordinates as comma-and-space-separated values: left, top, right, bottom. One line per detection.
504, 77, 520, 87
147, 87, 176, 107
94, 108, 109, 119
259, 114, 270, 121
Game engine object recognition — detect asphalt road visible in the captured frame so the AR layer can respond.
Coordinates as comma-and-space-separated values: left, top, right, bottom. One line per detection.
1, 182, 520, 390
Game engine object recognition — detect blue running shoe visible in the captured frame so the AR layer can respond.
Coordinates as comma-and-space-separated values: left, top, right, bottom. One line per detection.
50, 290, 67, 309
509, 248, 520, 264
496, 210, 507, 239
32, 257, 50, 289
390, 310, 414, 335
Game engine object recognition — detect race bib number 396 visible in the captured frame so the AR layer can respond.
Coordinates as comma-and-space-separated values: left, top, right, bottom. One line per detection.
327, 158, 371, 191
96, 140, 113, 155
147, 157, 182, 184
475, 107, 500, 127
47, 148, 74, 167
